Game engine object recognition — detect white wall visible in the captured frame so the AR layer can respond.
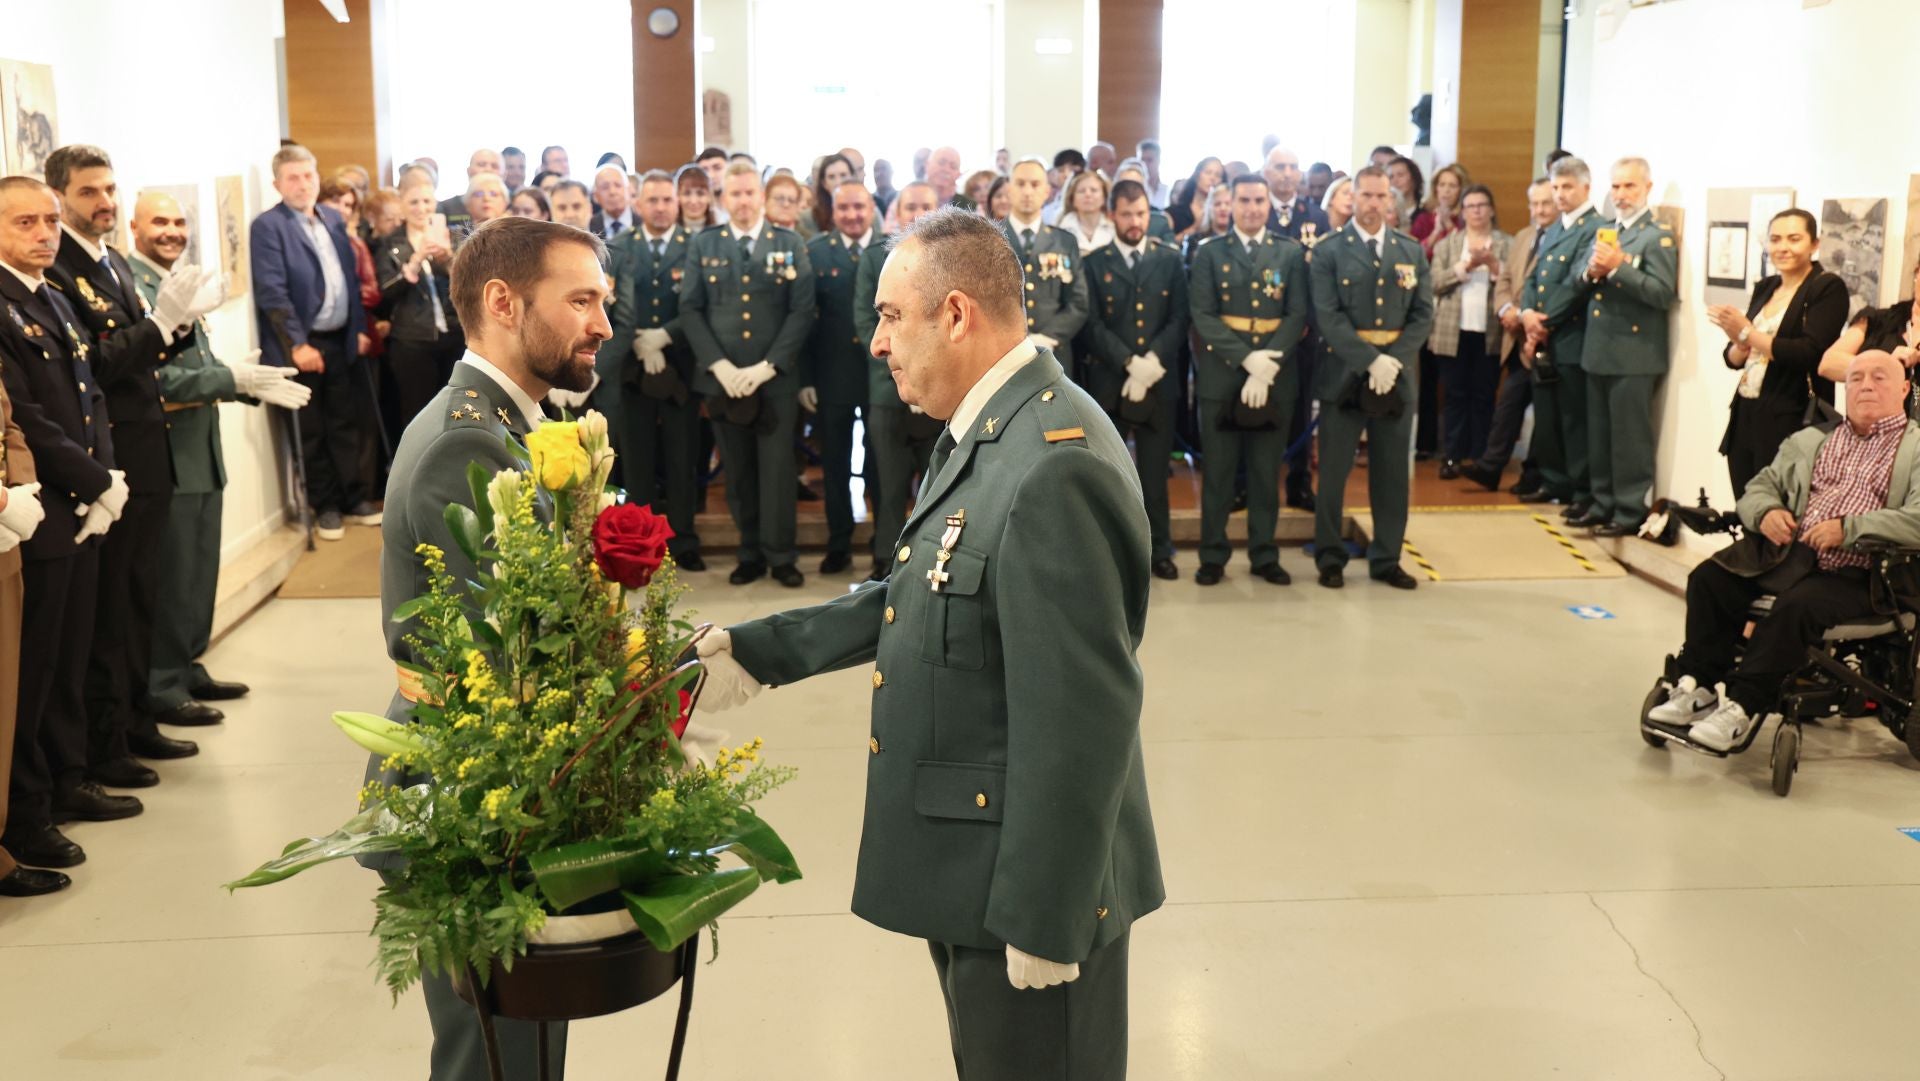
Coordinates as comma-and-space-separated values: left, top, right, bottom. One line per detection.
699, 0, 752, 154
0, 0, 290, 563
1561, 0, 1920, 549
1349, 0, 1418, 169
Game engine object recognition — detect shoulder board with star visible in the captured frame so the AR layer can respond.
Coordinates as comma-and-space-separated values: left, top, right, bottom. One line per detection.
444, 388, 503, 429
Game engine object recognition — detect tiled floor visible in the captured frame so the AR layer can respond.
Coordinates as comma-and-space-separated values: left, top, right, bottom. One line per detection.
7, 567, 1920, 1079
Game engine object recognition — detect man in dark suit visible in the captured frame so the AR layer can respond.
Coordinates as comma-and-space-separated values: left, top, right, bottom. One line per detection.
44, 146, 221, 778
0, 176, 142, 874
801, 180, 878, 575
587, 165, 634, 240
252, 143, 375, 541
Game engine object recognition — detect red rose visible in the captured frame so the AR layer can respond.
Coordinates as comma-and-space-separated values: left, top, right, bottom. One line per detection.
671, 689, 692, 740
592, 503, 673, 589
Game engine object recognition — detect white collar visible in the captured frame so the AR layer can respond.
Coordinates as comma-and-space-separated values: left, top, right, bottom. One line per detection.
1353, 219, 1387, 247
0, 257, 46, 292
1008, 213, 1044, 234
841, 228, 874, 250
1233, 226, 1267, 248
1561, 202, 1595, 228
642, 223, 674, 243
127, 248, 173, 279
730, 217, 765, 241
1616, 205, 1650, 230
457, 349, 544, 430
948, 338, 1038, 441
61, 221, 110, 264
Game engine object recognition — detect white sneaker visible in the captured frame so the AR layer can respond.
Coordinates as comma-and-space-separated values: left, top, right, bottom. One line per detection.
1690, 699, 1755, 752
315, 509, 345, 541
1647, 675, 1718, 726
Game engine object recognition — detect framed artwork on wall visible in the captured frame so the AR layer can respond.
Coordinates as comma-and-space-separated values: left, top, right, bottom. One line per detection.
1819, 197, 1888, 318
0, 59, 58, 178
1704, 186, 1794, 307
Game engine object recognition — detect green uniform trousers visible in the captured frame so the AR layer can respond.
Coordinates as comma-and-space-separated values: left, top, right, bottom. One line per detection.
1197, 395, 1293, 570
146, 490, 221, 711
866, 405, 937, 567
1586, 372, 1660, 527
614, 386, 703, 562
1315, 402, 1413, 575
1530, 364, 1590, 503
929, 931, 1130, 1081
713, 391, 801, 568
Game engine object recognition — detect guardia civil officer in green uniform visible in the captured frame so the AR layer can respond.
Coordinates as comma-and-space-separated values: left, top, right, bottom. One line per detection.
1518, 155, 1605, 521
999, 158, 1089, 379
697, 208, 1163, 1081
679, 161, 817, 588
126, 193, 312, 740
1308, 165, 1434, 590
597, 170, 704, 569
854, 181, 945, 581
801, 179, 878, 575
1188, 174, 1310, 586
367, 216, 610, 1081
1083, 178, 1189, 580
1570, 157, 1678, 535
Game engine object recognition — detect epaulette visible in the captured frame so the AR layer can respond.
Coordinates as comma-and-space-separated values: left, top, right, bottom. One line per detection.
1036, 384, 1089, 444
444, 387, 505, 428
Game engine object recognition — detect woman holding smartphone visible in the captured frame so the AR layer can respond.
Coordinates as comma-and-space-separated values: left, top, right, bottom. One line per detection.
1429, 183, 1512, 476
374, 179, 464, 433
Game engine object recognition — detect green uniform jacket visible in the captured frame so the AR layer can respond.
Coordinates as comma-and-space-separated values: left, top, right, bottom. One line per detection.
129, 259, 236, 494
1573, 213, 1679, 376
802, 230, 875, 407
997, 220, 1088, 369
1082, 239, 1189, 409
728, 350, 1164, 964
1190, 231, 1311, 402
1525, 208, 1605, 369
1738, 419, 1920, 549
1147, 209, 1175, 244
678, 220, 817, 399
601, 225, 697, 388
851, 241, 898, 405
1309, 223, 1435, 403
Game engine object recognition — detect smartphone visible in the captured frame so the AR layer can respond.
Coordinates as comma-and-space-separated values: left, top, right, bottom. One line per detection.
426, 213, 452, 253
1595, 227, 1619, 247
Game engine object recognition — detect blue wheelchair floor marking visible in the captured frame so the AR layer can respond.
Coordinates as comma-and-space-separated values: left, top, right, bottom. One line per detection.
1567, 605, 1616, 621
1899, 828, 1920, 844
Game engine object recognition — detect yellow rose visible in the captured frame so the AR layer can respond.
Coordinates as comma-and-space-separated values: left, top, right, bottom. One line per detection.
526, 420, 591, 491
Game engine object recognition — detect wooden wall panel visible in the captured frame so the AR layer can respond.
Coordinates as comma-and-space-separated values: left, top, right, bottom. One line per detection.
283, 0, 391, 181
1096, 0, 1163, 156
1457, 0, 1542, 225
632, 0, 697, 169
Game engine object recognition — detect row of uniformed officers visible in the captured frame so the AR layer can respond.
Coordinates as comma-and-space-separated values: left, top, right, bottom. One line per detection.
593, 158, 1436, 590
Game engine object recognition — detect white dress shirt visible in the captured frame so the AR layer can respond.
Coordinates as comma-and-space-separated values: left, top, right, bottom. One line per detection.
1063, 214, 1115, 256
0, 256, 47, 292
1353, 219, 1387, 257
293, 208, 349, 332
947, 338, 1039, 443
458, 350, 545, 430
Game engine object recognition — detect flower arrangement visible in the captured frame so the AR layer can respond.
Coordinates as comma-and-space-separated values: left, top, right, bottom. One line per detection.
227, 412, 798, 999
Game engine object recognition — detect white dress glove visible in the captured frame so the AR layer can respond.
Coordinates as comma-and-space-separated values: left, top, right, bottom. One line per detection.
1027, 333, 1060, 351
1005, 945, 1081, 990
1127, 352, 1167, 387
1366, 354, 1403, 395
710, 359, 750, 399
0, 482, 44, 541
1239, 375, 1270, 410
798, 386, 819, 412
1240, 349, 1282, 384
95, 469, 130, 520
633, 327, 672, 355
907, 404, 926, 415
640, 349, 668, 376
253, 373, 314, 410
152, 266, 223, 329
547, 373, 600, 412
694, 630, 763, 712
737, 361, 778, 396
74, 502, 115, 543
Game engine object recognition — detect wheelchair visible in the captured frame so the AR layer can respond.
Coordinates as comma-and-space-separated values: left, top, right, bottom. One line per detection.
1636, 494, 1920, 797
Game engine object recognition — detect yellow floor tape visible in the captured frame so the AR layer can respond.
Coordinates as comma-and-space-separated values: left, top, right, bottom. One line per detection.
1530, 514, 1603, 573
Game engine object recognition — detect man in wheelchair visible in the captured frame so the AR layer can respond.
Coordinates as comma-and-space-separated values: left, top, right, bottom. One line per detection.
1649, 352, 1920, 751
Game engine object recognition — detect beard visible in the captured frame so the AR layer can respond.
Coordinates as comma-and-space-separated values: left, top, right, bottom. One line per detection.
519, 304, 597, 392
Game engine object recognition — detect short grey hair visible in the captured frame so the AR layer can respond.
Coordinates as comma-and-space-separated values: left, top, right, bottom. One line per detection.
892, 206, 1023, 325
1549, 156, 1590, 184
1613, 156, 1651, 180
272, 144, 317, 180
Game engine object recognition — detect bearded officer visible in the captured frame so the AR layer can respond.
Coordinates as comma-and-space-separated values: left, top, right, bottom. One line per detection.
697, 208, 1163, 1080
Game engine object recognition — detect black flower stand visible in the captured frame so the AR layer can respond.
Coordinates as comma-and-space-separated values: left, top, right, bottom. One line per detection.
454, 930, 700, 1081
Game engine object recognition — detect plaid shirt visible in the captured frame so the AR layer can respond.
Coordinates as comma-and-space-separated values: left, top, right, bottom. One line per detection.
1802, 412, 1908, 569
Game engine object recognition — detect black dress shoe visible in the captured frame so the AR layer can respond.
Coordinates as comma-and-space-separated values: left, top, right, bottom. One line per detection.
771, 564, 805, 588
1150, 558, 1178, 581
1252, 562, 1292, 585
1193, 562, 1224, 586
866, 563, 890, 582
1285, 483, 1317, 511
152, 701, 223, 727
53, 782, 143, 823
796, 483, 822, 502
676, 551, 707, 572
729, 561, 767, 585
1592, 521, 1642, 538
3, 825, 84, 868
1460, 463, 1503, 492
818, 551, 852, 575
1318, 565, 1345, 589
1513, 487, 1558, 503
1569, 509, 1609, 529
1371, 566, 1420, 590
189, 678, 250, 701
129, 730, 199, 759
1559, 501, 1591, 521
1438, 459, 1460, 480
0, 866, 71, 896
89, 757, 159, 789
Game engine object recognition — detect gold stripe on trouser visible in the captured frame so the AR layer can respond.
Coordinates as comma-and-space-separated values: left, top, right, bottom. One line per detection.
1220, 315, 1282, 335
0, 550, 21, 876
162, 401, 206, 413
1356, 329, 1402, 346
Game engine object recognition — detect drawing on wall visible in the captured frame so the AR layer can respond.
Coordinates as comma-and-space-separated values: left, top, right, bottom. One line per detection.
1819, 197, 1888, 318
215, 174, 249, 298
1704, 186, 1794, 307
149, 184, 203, 269
1706, 224, 1746, 291
0, 59, 58, 178
1896, 175, 1920, 304
702, 89, 733, 149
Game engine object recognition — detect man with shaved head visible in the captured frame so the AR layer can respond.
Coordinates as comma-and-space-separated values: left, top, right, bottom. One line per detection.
697, 206, 1163, 1078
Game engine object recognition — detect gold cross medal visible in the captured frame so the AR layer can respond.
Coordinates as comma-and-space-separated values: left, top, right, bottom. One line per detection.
928, 510, 966, 593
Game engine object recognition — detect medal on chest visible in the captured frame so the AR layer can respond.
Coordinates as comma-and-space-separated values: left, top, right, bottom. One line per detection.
74, 275, 112, 314
1261, 268, 1286, 302
927, 510, 966, 593
767, 249, 797, 281
1395, 263, 1418, 290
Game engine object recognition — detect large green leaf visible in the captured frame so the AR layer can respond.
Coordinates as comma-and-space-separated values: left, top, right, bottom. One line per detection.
332, 711, 426, 758
722, 814, 802, 884
527, 838, 670, 912
224, 802, 404, 889
621, 869, 761, 951
466, 461, 496, 541
444, 503, 484, 566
